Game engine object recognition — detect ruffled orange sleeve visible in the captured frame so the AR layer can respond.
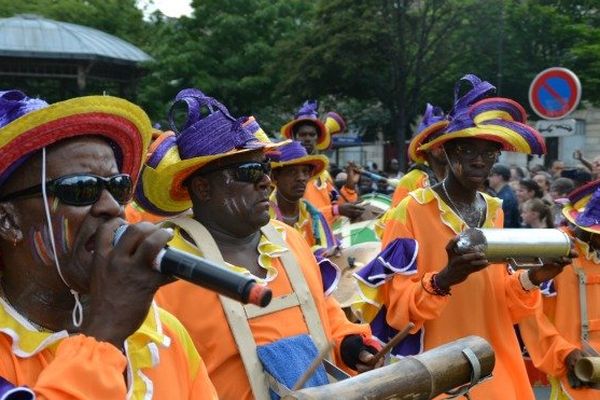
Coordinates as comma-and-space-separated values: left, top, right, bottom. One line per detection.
505, 270, 542, 323
338, 185, 358, 203
518, 302, 576, 377
35, 335, 127, 399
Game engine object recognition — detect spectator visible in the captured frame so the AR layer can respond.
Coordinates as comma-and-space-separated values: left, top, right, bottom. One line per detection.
516, 179, 543, 209
550, 159, 565, 178
489, 163, 521, 227
561, 168, 592, 188
573, 150, 600, 180
533, 172, 554, 204
521, 198, 553, 228
549, 177, 575, 227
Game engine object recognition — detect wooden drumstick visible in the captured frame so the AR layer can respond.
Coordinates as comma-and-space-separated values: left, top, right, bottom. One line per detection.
368, 322, 415, 366
292, 341, 335, 391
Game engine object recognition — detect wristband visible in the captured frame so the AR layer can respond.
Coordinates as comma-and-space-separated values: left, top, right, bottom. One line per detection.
519, 270, 538, 291
333, 204, 340, 216
421, 273, 451, 297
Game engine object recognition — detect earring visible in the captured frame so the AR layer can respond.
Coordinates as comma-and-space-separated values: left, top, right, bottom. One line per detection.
12, 237, 17, 247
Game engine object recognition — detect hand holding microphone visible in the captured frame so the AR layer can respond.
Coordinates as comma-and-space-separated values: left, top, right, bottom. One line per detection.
113, 224, 272, 308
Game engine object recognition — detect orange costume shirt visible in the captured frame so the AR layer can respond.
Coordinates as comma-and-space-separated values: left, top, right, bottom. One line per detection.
156, 218, 371, 400
519, 232, 600, 400
390, 168, 430, 207
0, 300, 217, 399
304, 170, 358, 228
364, 187, 541, 400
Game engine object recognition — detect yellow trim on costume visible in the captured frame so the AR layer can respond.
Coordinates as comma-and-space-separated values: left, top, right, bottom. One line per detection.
0, 298, 173, 400
170, 224, 288, 284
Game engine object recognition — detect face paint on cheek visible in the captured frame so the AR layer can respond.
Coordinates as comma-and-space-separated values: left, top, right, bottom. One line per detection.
51, 197, 60, 213
223, 198, 241, 216
28, 226, 55, 266
58, 216, 71, 254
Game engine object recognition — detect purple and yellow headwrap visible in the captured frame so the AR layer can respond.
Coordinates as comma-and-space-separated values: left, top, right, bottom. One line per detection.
135, 88, 288, 216
419, 74, 546, 156
270, 141, 328, 180
408, 103, 449, 163
563, 179, 600, 234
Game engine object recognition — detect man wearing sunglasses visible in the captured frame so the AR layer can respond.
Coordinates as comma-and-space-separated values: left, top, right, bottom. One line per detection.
0, 90, 216, 399
137, 89, 383, 400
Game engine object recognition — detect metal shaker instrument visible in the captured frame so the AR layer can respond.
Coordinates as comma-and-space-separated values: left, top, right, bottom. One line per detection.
454, 228, 572, 269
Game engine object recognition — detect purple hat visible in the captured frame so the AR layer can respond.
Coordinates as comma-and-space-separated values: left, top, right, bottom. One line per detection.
135, 88, 288, 215
0, 90, 49, 186
280, 100, 330, 150
419, 74, 546, 155
270, 141, 328, 179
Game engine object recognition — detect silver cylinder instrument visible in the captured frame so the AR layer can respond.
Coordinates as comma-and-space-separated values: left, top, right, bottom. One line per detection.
454, 228, 571, 269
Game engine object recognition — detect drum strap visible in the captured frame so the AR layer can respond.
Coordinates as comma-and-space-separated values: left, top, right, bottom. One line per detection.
164, 217, 333, 398
574, 264, 590, 341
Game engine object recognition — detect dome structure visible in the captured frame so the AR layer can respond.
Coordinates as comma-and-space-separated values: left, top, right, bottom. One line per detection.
0, 14, 152, 96
0, 14, 151, 64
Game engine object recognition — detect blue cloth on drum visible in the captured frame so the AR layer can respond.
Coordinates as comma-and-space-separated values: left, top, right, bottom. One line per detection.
257, 334, 328, 400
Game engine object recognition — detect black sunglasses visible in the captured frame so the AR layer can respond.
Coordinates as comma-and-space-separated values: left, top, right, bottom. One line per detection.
200, 161, 271, 184
0, 173, 133, 206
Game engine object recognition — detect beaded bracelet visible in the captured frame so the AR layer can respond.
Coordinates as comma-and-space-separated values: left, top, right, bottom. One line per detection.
421, 273, 451, 297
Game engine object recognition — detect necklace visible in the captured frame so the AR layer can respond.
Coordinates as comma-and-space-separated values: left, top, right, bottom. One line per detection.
441, 179, 484, 228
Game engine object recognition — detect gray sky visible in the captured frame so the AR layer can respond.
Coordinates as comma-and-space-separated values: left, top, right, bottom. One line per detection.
137, 0, 193, 18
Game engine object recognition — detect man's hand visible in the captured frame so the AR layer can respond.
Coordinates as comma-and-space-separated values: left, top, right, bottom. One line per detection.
338, 202, 365, 219
573, 150, 583, 161
566, 349, 588, 389
528, 248, 577, 286
435, 236, 490, 291
81, 221, 174, 348
355, 350, 385, 373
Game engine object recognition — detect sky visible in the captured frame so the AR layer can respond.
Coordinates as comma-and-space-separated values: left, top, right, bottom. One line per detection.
137, 0, 193, 18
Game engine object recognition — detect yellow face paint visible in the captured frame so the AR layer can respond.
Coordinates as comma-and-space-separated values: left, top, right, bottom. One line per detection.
51, 197, 60, 212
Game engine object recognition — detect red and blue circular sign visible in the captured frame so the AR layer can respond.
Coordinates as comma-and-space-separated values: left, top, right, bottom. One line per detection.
528, 67, 581, 120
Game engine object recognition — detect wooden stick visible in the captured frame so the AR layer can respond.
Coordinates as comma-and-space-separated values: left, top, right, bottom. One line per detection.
292, 341, 334, 391
368, 322, 415, 366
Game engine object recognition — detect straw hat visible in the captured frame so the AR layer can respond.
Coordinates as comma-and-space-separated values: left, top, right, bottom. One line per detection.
419, 74, 546, 156
280, 100, 330, 150
270, 141, 328, 180
563, 179, 600, 234
0, 90, 152, 188
407, 103, 449, 163
135, 88, 287, 216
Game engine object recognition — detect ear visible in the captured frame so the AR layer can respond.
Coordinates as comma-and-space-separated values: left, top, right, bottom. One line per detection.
189, 176, 211, 202
0, 202, 24, 244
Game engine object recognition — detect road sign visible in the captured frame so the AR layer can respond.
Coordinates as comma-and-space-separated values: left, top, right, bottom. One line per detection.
529, 67, 581, 120
535, 119, 577, 137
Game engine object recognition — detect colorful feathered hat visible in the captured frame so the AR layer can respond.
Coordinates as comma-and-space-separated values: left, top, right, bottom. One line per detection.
135, 88, 287, 216
408, 104, 449, 163
0, 90, 152, 189
563, 179, 600, 233
280, 100, 330, 150
419, 74, 546, 156
324, 111, 346, 136
270, 141, 328, 179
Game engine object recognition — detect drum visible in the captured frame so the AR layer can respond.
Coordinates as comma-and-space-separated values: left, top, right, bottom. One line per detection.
329, 242, 381, 308
354, 193, 392, 222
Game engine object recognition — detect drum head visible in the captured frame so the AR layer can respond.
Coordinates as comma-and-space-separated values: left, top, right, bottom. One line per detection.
331, 242, 381, 308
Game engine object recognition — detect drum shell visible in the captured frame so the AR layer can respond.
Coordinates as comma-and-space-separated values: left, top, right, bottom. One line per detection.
456, 228, 571, 262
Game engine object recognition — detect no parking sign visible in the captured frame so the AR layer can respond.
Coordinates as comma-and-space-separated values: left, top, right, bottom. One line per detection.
528, 67, 581, 120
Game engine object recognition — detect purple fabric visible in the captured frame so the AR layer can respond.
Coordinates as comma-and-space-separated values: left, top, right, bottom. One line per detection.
567, 180, 600, 205
0, 376, 34, 400
0, 90, 48, 129
417, 103, 445, 134
540, 279, 556, 297
315, 255, 341, 296
481, 119, 545, 155
167, 88, 267, 161
354, 238, 419, 287
295, 100, 319, 120
471, 99, 525, 123
325, 111, 346, 132
450, 74, 496, 119
270, 141, 308, 163
576, 187, 600, 227
146, 134, 177, 169
370, 306, 424, 358
0, 90, 48, 187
